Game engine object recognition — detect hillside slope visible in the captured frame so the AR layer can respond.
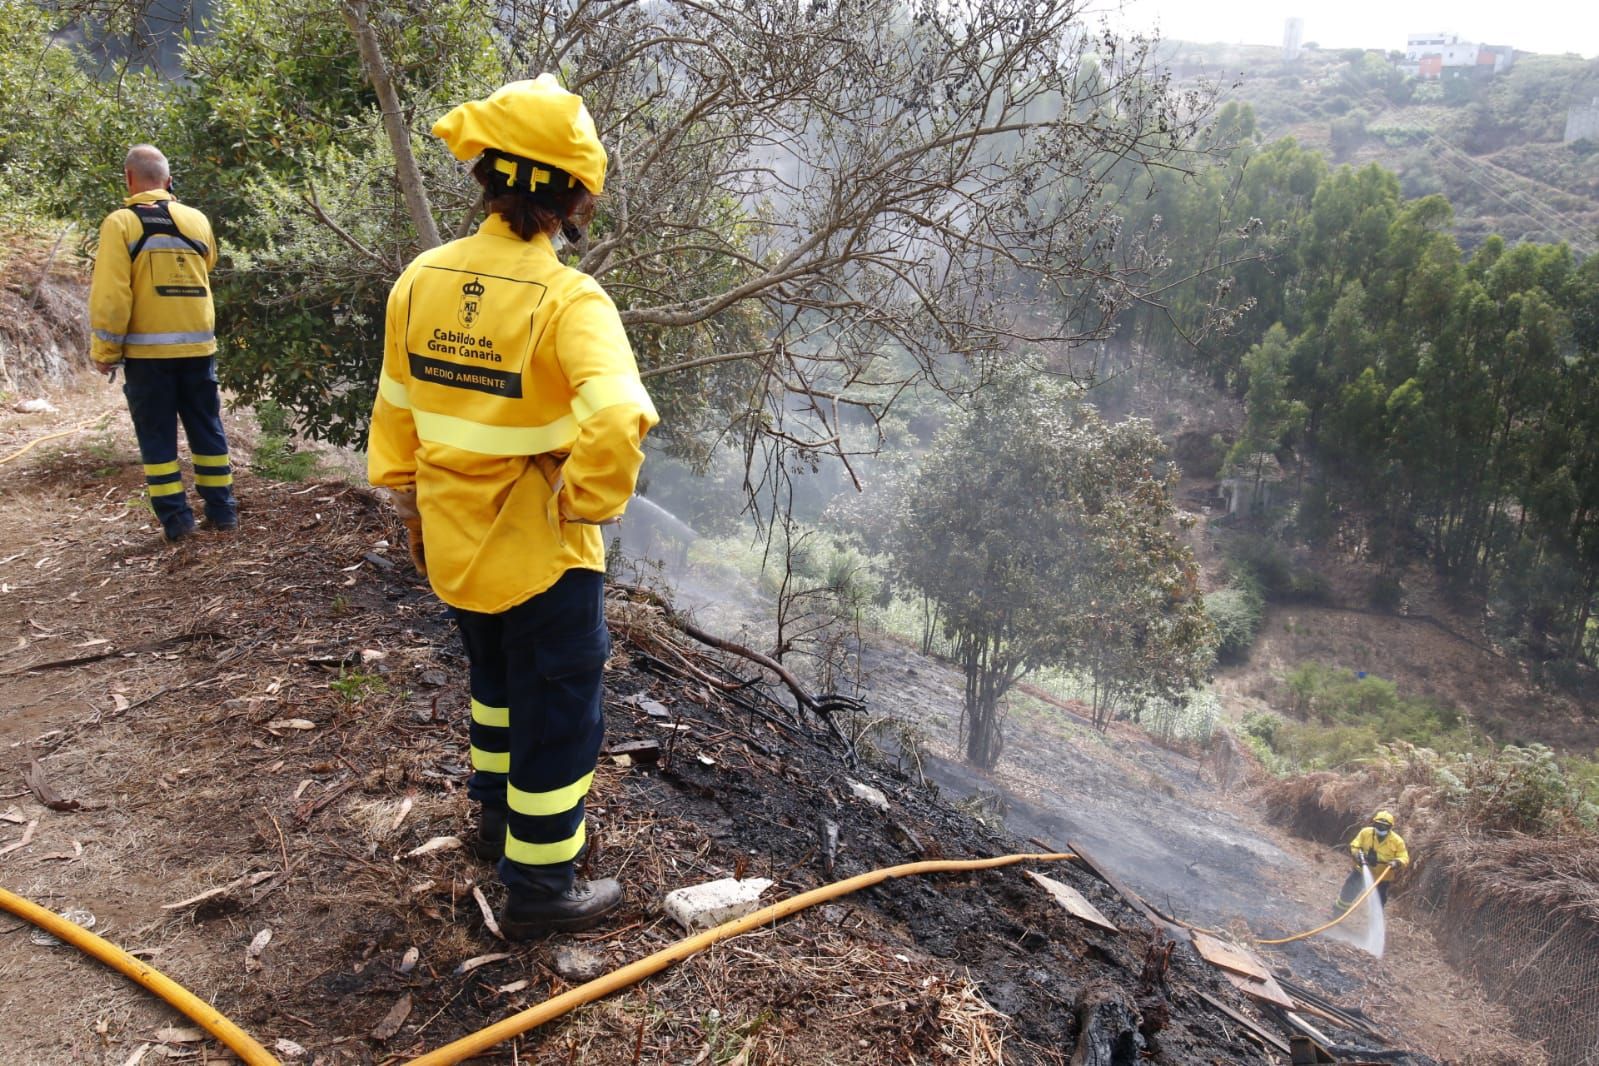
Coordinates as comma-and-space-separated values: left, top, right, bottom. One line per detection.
0, 374, 1537, 1063
1165, 41, 1599, 250
0, 388, 1338, 1064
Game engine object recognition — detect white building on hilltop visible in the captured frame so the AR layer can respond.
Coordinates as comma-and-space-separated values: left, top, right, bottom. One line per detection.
1401, 32, 1514, 78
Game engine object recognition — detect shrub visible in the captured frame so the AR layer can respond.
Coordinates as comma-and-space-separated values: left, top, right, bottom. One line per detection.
1281, 662, 1473, 753
250, 400, 320, 482
1241, 709, 1282, 746
1288, 568, 1331, 603
1450, 744, 1597, 832
1276, 720, 1382, 769
1369, 573, 1404, 611
1294, 483, 1336, 546
1225, 533, 1293, 597
1565, 753, 1599, 809
1172, 430, 1229, 479
1207, 582, 1264, 664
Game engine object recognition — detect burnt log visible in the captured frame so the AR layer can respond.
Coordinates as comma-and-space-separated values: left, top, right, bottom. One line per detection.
1070, 980, 1145, 1066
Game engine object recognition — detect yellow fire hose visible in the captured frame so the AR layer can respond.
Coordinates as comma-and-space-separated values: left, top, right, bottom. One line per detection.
1256, 864, 1391, 946
0, 406, 121, 467
2, 853, 1075, 1065
406, 852, 1076, 1065
0, 884, 280, 1065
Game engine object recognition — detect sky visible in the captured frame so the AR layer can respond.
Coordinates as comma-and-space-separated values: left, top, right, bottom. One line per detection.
1108, 0, 1598, 60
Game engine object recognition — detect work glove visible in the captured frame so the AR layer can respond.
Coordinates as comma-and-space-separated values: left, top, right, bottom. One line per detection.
387, 487, 426, 577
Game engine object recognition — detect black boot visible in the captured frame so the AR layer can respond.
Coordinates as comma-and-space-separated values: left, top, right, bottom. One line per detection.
500, 878, 623, 938
470, 806, 508, 862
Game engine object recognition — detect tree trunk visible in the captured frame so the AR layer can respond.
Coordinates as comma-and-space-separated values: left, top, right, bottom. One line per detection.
962, 633, 1005, 770
1571, 569, 1596, 663
342, 0, 442, 251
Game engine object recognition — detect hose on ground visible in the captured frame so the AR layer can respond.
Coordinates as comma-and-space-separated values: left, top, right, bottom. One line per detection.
0, 884, 280, 1066
0, 406, 121, 467
408, 852, 1077, 1066
3, 853, 1076, 1066
1256, 864, 1391, 946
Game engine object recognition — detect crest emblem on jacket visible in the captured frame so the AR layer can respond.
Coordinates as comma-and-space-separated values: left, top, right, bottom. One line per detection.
459, 277, 485, 327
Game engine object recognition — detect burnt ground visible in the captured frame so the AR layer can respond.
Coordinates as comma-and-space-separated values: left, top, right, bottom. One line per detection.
841, 643, 1535, 1066
0, 383, 1540, 1065
3, 389, 1313, 1066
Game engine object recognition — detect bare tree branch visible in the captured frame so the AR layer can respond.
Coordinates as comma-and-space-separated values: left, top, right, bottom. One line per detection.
341, 0, 441, 250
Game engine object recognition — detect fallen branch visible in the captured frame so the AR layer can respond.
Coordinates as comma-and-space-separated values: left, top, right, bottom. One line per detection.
0, 819, 38, 858
3, 630, 223, 676
25, 761, 82, 812
1065, 838, 1189, 942
1196, 991, 1290, 1056
294, 779, 354, 825
612, 583, 862, 762
162, 870, 277, 911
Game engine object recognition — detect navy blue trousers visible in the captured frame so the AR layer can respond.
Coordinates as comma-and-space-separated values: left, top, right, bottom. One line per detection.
453, 568, 609, 898
121, 356, 236, 537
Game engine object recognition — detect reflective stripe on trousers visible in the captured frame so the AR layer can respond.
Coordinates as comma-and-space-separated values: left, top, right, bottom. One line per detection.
122, 356, 236, 535
453, 568, 609, 898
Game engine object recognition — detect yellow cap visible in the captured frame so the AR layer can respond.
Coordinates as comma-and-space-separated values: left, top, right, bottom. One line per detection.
1373, 810, 1395, 827
432, 74, 607, 195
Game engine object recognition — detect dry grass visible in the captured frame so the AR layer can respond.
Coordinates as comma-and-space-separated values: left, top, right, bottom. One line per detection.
518, 924, 1017, 1065
0, 446, 1086, 1064
1435, 831, 1599, 924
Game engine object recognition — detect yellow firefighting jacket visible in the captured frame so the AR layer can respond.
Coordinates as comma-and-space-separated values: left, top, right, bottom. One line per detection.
1349, 827, 1410, 870
367, 216, 658, 613
89, 190, 218, 364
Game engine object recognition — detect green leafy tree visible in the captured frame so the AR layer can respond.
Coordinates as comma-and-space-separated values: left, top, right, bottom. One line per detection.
1226, 322, 1306, 509
891, 371, 1212, 765
0, 0, 169, 225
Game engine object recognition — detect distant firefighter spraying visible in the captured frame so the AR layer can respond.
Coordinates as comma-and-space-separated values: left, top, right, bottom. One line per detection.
1334, 810, 1409, 914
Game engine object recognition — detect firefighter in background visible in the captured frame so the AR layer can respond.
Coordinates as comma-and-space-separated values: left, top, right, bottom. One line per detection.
90, 144, 237, 541
1334, 809, 1410, 914
368, 76, 657, 936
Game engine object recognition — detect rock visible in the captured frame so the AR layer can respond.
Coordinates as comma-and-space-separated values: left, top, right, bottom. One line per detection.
663, 877, 774, 933
12, 398, 57, 414
552, 945, 608, 982
847, 780, 889, 810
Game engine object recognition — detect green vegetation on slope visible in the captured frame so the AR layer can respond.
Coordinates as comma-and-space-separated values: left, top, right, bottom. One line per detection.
1168, 42, 1599, 249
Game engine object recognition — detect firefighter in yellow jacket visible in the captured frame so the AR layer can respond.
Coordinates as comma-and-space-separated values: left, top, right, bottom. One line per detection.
368, 76, 657, 936
1334, 810, 1410, 913
90, 144, 236, 541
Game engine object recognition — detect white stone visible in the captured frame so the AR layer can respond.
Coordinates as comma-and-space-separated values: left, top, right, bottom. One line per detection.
847, 780, 889, 810
662, 877, 773, 933
552, 944, 608, 982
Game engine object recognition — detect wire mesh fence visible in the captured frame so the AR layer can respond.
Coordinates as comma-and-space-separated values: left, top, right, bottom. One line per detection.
1413, 864, 1599, 1065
